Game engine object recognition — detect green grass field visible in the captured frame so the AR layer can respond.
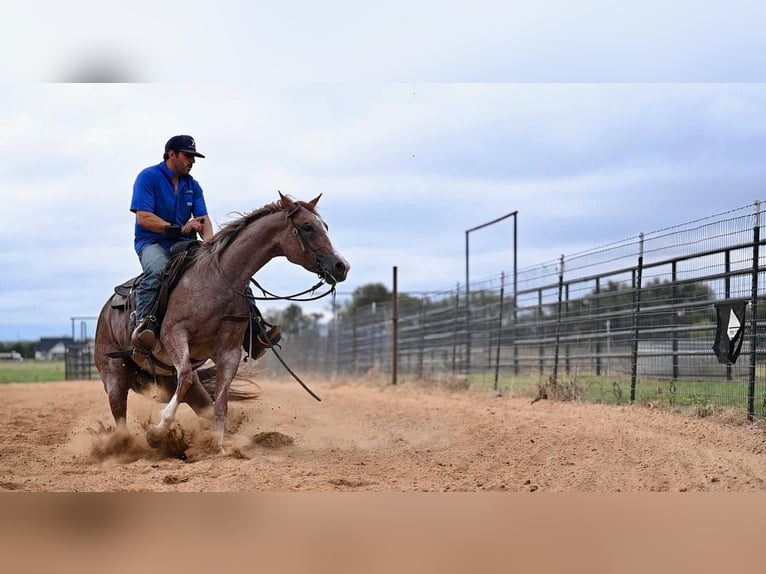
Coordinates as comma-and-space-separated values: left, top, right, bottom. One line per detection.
464, 371, 764, 419
0, 360, 68, 384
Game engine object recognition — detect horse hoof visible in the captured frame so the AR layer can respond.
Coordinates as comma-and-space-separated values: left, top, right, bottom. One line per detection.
145, 425, 166, 449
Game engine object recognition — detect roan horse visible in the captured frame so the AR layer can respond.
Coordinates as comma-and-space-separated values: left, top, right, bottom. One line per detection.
94, 193, 349, 452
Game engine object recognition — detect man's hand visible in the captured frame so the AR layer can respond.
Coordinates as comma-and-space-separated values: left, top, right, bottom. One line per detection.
182, 216, 206, 236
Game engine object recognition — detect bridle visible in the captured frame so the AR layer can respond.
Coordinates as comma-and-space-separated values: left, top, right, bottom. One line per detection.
212, 201, 338, 303
250, 202, 337, 302
285, 201, 337, 280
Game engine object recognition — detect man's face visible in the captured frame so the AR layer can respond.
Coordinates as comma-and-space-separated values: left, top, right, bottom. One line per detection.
169, 150, 196, 175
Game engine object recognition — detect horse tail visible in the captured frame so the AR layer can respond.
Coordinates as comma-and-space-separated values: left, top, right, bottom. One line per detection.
132, 365, 260, 402
196, 365, 262, 401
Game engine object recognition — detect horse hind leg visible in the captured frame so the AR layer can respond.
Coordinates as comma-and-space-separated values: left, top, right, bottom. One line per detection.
101, 367, 136, 431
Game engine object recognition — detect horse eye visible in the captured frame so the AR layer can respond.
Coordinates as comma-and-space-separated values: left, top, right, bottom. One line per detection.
302, 223, 314, 232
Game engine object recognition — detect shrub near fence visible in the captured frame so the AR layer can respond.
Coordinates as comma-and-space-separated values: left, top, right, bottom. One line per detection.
259, 202, 766, 420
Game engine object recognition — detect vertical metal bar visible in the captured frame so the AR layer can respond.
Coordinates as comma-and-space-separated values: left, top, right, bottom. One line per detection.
724, 250, 732, 382
486, 293, 493, 370
465, 231, 471, 375
513, 213, 518, 376
553, 255, 564, 384
630, 233, 645, 403
370, 303, 377, 370
452, 283, 460, 374
494, 272, 505, 392
748, 202, 761, 420
392, 266, 398, 385
538, 288, 544, 376
565, 282, 571, 376
595, 277, 602, 376
671, 261, 679, 382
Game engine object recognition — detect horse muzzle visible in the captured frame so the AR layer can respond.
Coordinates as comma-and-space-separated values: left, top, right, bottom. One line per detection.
317, 253, 350, 284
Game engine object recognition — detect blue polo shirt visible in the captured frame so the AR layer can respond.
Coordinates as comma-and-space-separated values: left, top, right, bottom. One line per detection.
130, 161, 209, 255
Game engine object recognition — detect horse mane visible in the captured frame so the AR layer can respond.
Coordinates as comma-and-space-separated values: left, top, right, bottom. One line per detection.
207, 201, 282, 255
195, 195, 320, 262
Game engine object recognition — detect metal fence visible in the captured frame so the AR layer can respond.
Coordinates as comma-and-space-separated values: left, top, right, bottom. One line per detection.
260, 201, 766, 420
65, 316, 98, 380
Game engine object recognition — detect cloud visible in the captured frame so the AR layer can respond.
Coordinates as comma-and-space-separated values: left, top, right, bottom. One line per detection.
3, 80, 766, 338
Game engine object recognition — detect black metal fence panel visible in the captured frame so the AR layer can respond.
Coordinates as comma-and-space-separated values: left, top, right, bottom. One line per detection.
259, 202, 766, 420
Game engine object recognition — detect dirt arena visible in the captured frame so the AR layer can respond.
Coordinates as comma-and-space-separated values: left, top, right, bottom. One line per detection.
2, 376, 766, 492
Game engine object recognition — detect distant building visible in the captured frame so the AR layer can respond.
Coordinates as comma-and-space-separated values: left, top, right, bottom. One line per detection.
35, 337, 75, 361
0, 351, 23, 361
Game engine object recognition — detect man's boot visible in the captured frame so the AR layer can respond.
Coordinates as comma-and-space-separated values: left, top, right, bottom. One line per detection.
243, 316, 282, 360
131, 316, 156, 354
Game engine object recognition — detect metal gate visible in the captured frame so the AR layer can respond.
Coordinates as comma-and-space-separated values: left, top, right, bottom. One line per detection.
65, 344, 96, 380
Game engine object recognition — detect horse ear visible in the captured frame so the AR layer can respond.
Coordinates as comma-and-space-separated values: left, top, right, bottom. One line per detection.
309, 194, 322, 208
278, 191, 294, 210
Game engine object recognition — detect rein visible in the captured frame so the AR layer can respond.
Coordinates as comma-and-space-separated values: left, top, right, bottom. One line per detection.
210, 246, 337, 303
249, 277, 336, 302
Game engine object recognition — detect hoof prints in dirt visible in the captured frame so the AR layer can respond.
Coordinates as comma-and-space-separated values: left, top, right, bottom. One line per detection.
162, 474, 190, 485
251, 431, 294, 448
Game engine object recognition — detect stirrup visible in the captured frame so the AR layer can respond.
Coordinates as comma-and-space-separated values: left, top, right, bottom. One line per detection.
257, 324, 282, 348
243, 322, 282, 361
131, 316, 157, 354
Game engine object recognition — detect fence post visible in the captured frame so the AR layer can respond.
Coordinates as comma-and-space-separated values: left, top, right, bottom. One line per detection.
513, 213, 518, 376
553, 255, 564, 384
465, 233, 472, 376
494, 272, 505, 392
724, 250, 733, 382
512, 286, 519, 376
595, 277, 602, 376
538, 288, 544, 376
565, 282, 571, 376
671, 261, 679, 382
392, 266, 398, 385
630, 233, 645, 403
748, 201, 761, 420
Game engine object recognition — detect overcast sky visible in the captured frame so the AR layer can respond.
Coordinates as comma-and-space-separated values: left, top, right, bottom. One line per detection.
2, 1, 766, 341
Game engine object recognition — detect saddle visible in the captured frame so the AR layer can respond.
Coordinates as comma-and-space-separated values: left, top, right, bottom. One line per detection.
111, 240, 201, 329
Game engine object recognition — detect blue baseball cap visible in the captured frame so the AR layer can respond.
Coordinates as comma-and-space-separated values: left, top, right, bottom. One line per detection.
165, 135, 205, 158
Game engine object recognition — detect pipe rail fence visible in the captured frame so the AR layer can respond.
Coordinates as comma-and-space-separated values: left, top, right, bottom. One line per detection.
259, 201, 766, 420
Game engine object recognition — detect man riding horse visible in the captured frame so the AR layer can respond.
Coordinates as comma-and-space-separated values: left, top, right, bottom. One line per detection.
129, 134, 280, 356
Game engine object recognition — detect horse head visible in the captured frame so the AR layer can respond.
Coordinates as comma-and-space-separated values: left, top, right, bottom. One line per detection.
278, 192, 350, 284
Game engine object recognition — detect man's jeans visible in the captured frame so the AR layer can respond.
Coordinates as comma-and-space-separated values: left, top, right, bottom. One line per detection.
134, 243, 170, 323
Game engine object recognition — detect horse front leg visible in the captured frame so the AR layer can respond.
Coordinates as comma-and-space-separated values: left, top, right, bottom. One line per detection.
146, 360, 197, 450
157, 361, 196, 429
